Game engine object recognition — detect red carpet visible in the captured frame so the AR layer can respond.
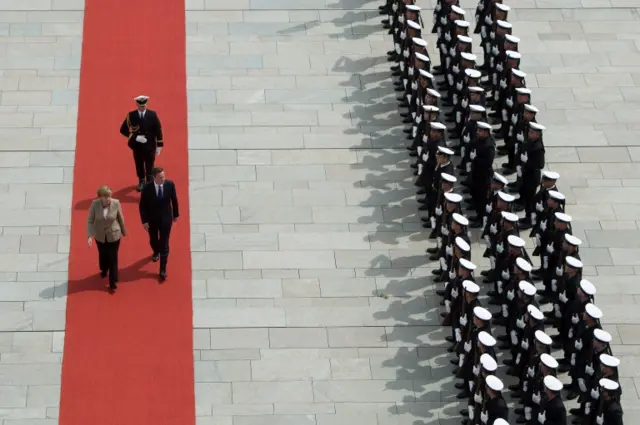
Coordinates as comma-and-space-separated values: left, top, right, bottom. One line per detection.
60, 0, 193, 424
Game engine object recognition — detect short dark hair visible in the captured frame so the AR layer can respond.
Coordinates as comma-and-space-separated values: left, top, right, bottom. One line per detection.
152, 167, 164, 176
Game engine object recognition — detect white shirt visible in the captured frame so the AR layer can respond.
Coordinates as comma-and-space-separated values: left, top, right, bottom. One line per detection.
139, 110, 145, 119
155, 183, 163, 196
102, 207, 108, 219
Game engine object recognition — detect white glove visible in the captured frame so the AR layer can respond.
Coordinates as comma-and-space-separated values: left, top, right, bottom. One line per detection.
469, 380, 474, 391
511, 330, 518, 345
472, 365, 480, 376
445, 299, 451, 313
517, 318, 525, 329
464, 341, 471, 352
492, 46, 499, 55
571, 353, 576, 366
470, 150, 476, 160
156, 147, 162, 156
569, 328, 574, 339
559, 292, 568, 303
421, 153, 428, 161
551, 279, 557, 292
521, 339, 529, 350
485, 15, 492, 25
536, 201, 544, 212
435, 206, 442, 216
527, 367, 534, 378
585, 403, 591, 415
496, 243, 504, 254
540, 221, 547, 232
507, 289, 515, 301
500, 79, 507, 89
596, 415, 604, 425
506, 98, 513, 108
449, 271, 455, 280
439, 256, 446, 269
459, 354, 465, 367
485, 204, 492, 214
456, 111, 462, 123
474, 392, 482, 404
446, 245, 453, 256
456, 82, 463, 91
445, 32, 451, 42
578, 378, 587, 392
517, 165, 522, 177
512, 114, 518, 124
447, 75, 454, 86
546, 243, 553, 254
460, 315, 467, 327
516, 352, 522, 365
525, 406, 532, 420
490, 223, 497, 234
502, 304, 509, 318
591, 389, 599, 400
571, 314, 579, 324
469, 405, 475, 420
520, 152, 528, 163
451, 288, 459, 299
556, 266, 563, 276
501, 270, 509, 280
538, 411, 546, 424
442, 226, 449, 236
464, 133, 470, 143
517, 133, 524, 142
575, 339, 583, 351
532, 393, 541, 405
455, 328, 462, 342
523, 381, 528, 393
462, 98, 468, 108
481, 26, 487, 38
502, 109, 508, 122
417, 164, 423, 175
392, 2, 397, 11
586, 364, 594, 376
497, 64, 503, 72
489, 255, 495, 269
481, 411, 488, 424
135, 135, 147, 143
555, 304, 562, 318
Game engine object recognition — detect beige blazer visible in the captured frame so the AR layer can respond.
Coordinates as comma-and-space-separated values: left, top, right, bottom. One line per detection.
87, 199, 127, 243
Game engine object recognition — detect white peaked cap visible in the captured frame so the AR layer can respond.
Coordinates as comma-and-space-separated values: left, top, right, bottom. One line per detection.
444, 192, 463, 203
535, 330, 552, 345
465, 69, 482, 79
496, 3, 510, 11
451, 6, 466, 15
459, 258, 477, 270
555, 212, 572, 223
478, 330, 497, 346
508, 235, 526, 248
442, 173, 457, 183
493, 172, 508, 185
527, 304, 544, 321
486, 375, 504, 391
585, 303, 603, 319
455, 236, 471, 252
494, 420, 509, 425
547, 190, 565, 201
468, 86, 485, 93
565, 256, 583, 269
497, 20, 512, 29
430, 121, 446, 130
406, 4, 421, 11
544, 375, 563, 392
594, 329, 612, 343
516, 257, 533, 272
580, 279, 596, 296
543, 171, 560, 180
460, 52, 477, 62
458, 35, 473, 44
477, 121, 492, 130
422, 105, 439, 112
540, 353, 559, 369
506, 50, 522, 59
407, 20, 421, 30
412, 37, 428, 47
501, 211, 519, 222
524, 104, 539, 113
134, 95, 149, 102
600, 378, 620, 391
565, 234, 582, 246
463, 280, 480, 294
519, 280, 537, 296
438, 146, 455, 155
455, 20, 470, 28
505, 34, 520, 44
497, 191, 515, 203
481, 353, 498, 371
427, 88, 441, 98
474, 307, 492, 321
529, 122, 546, 131
512, 69, 527, 79
470, 104, 486, 113
452, 212, 469, 225
600, 354, 620, 368
419, 69, 434, 79
415, 52, 430, 62
516, 88, 533, 95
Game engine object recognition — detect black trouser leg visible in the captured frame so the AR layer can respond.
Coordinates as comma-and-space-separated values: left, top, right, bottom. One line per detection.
158, 224, 172, 272
133, 149, 146, 181
108, 239, 121, 283
149, 223, 160, 256
96, 241, 108, 272
143, 149, 155, 183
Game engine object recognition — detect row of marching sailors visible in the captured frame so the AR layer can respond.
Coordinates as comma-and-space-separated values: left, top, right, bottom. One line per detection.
379, 1, 626, 425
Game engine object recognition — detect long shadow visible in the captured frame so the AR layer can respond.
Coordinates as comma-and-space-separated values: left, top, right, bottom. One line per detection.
73, 184, 141, 211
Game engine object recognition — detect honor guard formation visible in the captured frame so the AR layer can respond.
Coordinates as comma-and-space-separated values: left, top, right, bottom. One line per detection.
375, 0, 624, 424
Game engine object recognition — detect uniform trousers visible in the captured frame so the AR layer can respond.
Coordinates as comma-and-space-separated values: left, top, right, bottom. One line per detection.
133, 148, 155, 182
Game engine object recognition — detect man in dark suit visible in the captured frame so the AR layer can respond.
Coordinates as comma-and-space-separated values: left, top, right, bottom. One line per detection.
139, 167, 179, 281
120, 95, 164, 191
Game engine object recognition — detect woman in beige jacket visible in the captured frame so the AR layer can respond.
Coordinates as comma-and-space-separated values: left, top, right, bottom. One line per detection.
87, 185, 127, 291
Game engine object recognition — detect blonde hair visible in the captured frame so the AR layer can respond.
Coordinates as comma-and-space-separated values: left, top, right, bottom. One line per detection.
97, 185, 112, 198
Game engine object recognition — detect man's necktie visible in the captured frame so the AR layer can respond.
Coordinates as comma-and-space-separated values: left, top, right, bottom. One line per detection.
158, 185, 163, 199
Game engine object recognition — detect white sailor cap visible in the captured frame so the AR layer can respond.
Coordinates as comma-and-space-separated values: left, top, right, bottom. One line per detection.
455, 237, 471, 252
505, 34, 520, 44
430, 121, 447, 130
512, 69, 527, 79
451, 6, 466, 15
585, 303, 603, 319
544, 375, 563, 392
543, 170, 560, 180
565, 256, 583, 269
452, 213, 469, 226
506, 50, 522, 60
516, 257, 533, 272
407, 20, 421, 30
501, 211, 519, 223
460, 52, 477, 62
497, 191, 515, 203
516, 87, 532, 95
600, 354, 620, 368
508, 235, 526, 248
455, 20, 470, 28
494, 420, 509, 425
457, 35, 473, 44
496, 3, 510, 12
528, 122, 546, 131
519, 280, 537, 296
474, 307, 492, 322
135, 95, 149, 104
540, 353, 559, 369
437, 146, 455, 155
579, 279, 596, 296
415, 52, 430, 62
469, 104, 486, 113
486, 375, 504, 392
422, 105, 439, 113
477, 121, 492, 130
493, 172, 508, 185
497, 20, 512, 29
419, 69, 434, 79
463, 280, 480, 294
412, 38, 428, 48
480, 353, 498, 371
554, 212, 572, 223
442, 172, 457, 184
599, 378, 620, 392
594, 328, 612, 343
459, 258, 477, 270
564, 234, 582, 246
406, 4, 421, 11
524, 104, 539, 113
465, 69, 482, 79
427, 88, 441, 98
478, 330, 497, 346
527, 304, 544, 321
535, 330, 552, 345
444, 192, 463, 203
468, 86, 485, 93
547, 190, 565, 201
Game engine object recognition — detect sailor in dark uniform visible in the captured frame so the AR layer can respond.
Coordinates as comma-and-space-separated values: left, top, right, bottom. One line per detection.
480, 375, 510, 424
521, 170, 559, 230
537, 375, 568, 425
119, 95, 164, 191
591, 378, 624, 425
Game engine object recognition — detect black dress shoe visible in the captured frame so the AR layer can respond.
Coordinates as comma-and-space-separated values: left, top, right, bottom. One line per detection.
569, 408, 582, 416
159, 270, 167, 281
455, 382, 465, 389
108, 283, 117, 292
136, 180, 145, 191
446, 336, 455, 344
460, 408, 469, 416
152, 254, 159, 262
100, 270, 107, 278
457, 391, 468, 399
436, 289, 445, 297
515, 407, 524, 415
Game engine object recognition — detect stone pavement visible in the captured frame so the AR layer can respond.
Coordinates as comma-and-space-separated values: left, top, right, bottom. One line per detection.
1, 0, 640, 424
